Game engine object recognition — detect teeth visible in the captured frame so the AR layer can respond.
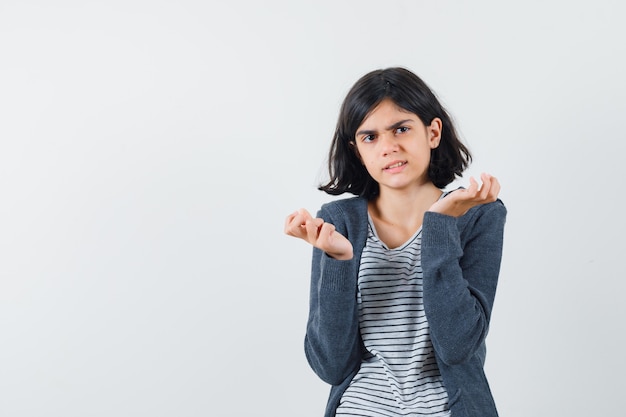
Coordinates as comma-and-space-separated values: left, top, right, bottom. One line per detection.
387, 162, 404, 169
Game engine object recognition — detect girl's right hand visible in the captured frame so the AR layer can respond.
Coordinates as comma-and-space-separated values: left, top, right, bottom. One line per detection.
284, 208, 353, 260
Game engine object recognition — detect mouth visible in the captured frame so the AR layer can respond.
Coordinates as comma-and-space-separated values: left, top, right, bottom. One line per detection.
384, 161, 407, 170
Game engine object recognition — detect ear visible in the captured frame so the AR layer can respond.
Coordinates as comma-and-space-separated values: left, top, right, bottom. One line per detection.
427, 118, 443, 149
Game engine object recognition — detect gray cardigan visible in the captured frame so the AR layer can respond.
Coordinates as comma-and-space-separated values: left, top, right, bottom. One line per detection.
304, 196, 507, 417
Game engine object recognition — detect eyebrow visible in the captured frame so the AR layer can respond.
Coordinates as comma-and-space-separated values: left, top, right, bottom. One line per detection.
356, 119, 415, 137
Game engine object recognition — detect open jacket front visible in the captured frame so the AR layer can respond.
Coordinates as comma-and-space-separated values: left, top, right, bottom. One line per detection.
304, 195, 507, 417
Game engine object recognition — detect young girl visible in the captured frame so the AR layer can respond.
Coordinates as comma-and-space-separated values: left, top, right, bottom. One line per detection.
284, 67, 506, 417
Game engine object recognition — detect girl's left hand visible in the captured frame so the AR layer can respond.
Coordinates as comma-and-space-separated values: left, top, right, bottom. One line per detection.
428, 172, 500, 218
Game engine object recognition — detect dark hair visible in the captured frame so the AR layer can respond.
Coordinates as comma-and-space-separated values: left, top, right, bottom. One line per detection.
318, 67, 471, 199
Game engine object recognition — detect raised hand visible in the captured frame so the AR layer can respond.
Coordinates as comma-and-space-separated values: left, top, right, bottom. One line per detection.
284, 208, 353, 260
429, 173, 501, 218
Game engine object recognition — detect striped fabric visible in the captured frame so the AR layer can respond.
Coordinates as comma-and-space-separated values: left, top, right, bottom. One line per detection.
336, 217, 451, 417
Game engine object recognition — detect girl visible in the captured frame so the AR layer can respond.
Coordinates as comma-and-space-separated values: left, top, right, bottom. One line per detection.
284, 67, 506, 417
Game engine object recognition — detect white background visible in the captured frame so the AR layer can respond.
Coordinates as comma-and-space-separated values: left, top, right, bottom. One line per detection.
1, 1, 625, 416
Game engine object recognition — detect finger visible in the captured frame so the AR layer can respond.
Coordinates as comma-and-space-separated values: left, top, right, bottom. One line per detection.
292, 208, 312, 224
466, 176, 479, 197
488, 176, 500, 201
481, 173, 501, 202
478, 173, 492, 201
319, 222, 335, 238
285, 209, 313, 237
284, 210, 299, 234
304, 218, 323, 244
312, 217, 324, 228
317, 222, 336, 249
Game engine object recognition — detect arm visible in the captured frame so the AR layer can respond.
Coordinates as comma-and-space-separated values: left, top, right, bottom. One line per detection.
421, 200, 507, 365
300, 205, 363, 385
304, 247, 362, 385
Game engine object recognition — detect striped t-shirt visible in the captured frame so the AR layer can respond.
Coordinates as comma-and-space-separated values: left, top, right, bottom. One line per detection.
336, 215, 451, 417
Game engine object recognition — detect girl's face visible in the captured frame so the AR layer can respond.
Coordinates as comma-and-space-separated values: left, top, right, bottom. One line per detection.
352, 99, 442, 194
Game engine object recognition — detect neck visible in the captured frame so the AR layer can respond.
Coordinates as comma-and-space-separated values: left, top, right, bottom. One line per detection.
370, 183, 442, 227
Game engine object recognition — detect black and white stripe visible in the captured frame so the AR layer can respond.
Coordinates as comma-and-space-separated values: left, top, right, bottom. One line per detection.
336, 218, 450, 417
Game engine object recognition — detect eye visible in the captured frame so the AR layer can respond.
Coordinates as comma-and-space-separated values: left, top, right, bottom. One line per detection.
395, 126, 409, 134
362, 134, 376, 143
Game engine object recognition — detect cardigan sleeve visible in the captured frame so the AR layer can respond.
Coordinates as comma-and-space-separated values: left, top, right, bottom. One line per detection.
421, 200, 507, 365
303, 205, 362, 386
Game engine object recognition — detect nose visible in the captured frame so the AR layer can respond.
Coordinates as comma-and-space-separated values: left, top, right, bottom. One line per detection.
379, 132, 398, 156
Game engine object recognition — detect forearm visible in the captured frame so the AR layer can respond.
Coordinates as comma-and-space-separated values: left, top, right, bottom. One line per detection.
421, 202, 506, 365
304, 249, 361, 385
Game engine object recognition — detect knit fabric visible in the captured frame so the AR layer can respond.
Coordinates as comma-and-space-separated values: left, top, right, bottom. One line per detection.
304, 195, 506, 417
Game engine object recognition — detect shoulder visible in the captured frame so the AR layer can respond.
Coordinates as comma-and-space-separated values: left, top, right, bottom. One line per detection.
318, 196, 368, 220
317, 196, 369, 240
